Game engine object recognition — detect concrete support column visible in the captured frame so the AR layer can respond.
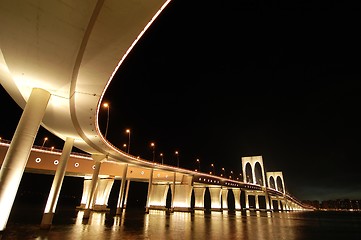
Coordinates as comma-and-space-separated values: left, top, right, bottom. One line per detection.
255, 194, 259, 209
145, 169, 154, 213
170, 172, 176, 212
245, 191, 249, 209
123, 180, 131, 208
147, 184, 169, 209
116, 164, 128, 214
270, 198, 274, 210
93, 178, 114, 211
278, 200, 282, 211
252, 167, 256, 184
40, 137, 74, 229
172, 184, 193, 211
193, 187, 206, 210
0, 88, 50, 231
83, 156, 104, 219
232, 189, 241, 210
221, 188, 228, 210
209, 187, 222, 211
264, 189, 271, 211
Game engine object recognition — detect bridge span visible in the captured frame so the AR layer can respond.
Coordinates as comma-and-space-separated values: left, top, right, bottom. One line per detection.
0, 0, 311, 232
1, 140, 310, 230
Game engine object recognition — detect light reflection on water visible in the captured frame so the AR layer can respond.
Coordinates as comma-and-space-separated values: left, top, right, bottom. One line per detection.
2, 208, 361, 240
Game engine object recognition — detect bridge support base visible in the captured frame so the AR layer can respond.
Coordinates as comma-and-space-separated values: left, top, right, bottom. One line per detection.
40, 212, 54, 229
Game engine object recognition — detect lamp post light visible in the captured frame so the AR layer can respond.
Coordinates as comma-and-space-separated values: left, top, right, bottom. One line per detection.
160, 153, 164, 164
51, 146, 54, 151
123, 143, 127, 152
126, 129, 130, 153
211, 163, 215, 175
103, 103, 110, 138
175, 151, 179, 167
41, 137, 48, 149
150, 142, 155, 162
221, 167, 225, 177
196, 159, 201, 172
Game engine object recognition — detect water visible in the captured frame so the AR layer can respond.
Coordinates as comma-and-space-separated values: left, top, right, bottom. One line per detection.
2, 202, 361, 240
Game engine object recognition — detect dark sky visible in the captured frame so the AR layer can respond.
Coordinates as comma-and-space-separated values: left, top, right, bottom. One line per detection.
1, 0, 360, 201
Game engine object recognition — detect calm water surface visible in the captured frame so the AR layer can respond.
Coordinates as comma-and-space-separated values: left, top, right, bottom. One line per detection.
2, 203, 361, 240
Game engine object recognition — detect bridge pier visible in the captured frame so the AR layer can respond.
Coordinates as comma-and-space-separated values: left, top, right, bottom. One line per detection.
116, 164, 128, 214
0, 88, 50, 232
232, 188, 242, 210
209, 187, 222, 211
172, 175, 193, 212
145, 169, 154, 213
83, 155, 106, 219
221, 188, 228, 210
40, 137, 74, 229
147, 184, 169, 210
193, 187, 206, 210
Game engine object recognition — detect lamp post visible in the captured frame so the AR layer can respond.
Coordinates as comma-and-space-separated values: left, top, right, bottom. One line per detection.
150, 142, 155, 162
103, 103, 110, 138
41, 137, 48, 149
160, 153, 164, 164
211, 163, 215, 175
196, 159, 201, 172
126, 129, 130, 153
123, 143, 127, 152
175, 151, 179, 167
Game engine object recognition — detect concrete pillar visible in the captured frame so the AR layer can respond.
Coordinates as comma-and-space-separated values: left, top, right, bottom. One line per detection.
232, 188, 241, 210
170, 172, 176, 212
116, 164, 128, 214
40, 137, 74, 229
0, 88, 50, 231
278, 200, 282, 211
270, 198, 274, 210
145, 169, 154, 213
147, 184, 169, 209
123, 180, 130, 208
221, 188, 228, 210
172, 184, 193, 211
193, 187, 206, 210
255, 194, 259, 209
264, 189, 271, 211
252, 165, 256, 184
83, 156, 104, 219
245, 191, 249, 209
209, 187, 222, 211
93, 178, 114, 211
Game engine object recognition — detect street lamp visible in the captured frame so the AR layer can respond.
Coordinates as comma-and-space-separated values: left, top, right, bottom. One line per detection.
123, 143, 127, 151
41, 137, 48, 149
221, 167, 225, 177
150, 142, 155, 162
160, 153, 164, 164
103, 103, 110, 138
211, 163, 215, 175
196, 159, 201, 172
175, 151, 179, 167
125, 129, 131, 153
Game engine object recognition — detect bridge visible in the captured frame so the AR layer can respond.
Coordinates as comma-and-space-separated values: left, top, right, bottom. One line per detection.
0, 0, 310, 232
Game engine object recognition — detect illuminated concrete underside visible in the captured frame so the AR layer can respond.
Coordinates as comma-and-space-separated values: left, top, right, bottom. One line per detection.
0, 0, 175, 169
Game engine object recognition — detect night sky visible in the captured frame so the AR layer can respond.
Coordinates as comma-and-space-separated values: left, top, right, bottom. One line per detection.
1, 0, 360, 202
